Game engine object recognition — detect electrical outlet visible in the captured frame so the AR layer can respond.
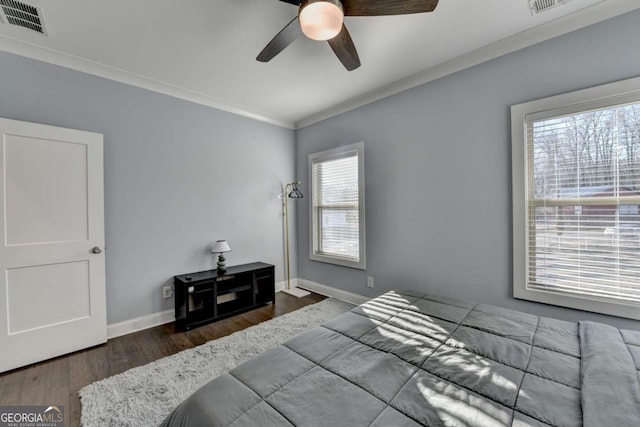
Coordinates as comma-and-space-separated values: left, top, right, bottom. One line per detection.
163, 285, 173, 299
367, 276, 374, 288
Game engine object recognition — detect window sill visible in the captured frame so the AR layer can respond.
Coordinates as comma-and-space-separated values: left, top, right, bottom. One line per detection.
310, 253, 366, 270
514, 285, 640, 320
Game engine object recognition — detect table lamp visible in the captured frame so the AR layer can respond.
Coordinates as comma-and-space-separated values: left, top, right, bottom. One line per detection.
211, 240, 231, 273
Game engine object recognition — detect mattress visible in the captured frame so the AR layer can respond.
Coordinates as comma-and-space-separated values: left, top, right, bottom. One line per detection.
160, 290, 640, 427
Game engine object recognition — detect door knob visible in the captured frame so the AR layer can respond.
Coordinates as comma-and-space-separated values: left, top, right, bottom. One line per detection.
91, 246, 103, 254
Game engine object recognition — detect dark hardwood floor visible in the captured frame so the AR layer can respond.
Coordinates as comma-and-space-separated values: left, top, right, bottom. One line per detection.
0, 291, 326, 426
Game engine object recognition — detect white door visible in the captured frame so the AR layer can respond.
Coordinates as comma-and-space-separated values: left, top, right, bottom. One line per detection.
0, 118, 106, 373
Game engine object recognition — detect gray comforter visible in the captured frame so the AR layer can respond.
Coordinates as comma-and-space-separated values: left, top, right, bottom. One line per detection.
160, 290, 640, 426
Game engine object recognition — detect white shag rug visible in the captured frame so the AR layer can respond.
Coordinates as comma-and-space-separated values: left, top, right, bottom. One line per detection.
80, 298, 354, 427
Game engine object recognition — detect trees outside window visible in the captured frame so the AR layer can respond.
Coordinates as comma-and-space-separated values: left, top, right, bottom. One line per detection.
512, 78, 640, 319
309, 142, 365, 270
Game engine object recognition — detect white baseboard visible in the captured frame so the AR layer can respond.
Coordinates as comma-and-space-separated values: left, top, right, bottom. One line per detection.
277, 278, 308, 293
275, 279, 289, 293
107, 309, 174, 340
109, 278, 297, 340
106, 278, 368, 339
297, 279, 370, 306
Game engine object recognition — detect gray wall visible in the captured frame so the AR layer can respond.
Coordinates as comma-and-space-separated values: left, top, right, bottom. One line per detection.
1, 9, 639, 330
296, 10, 640, 330
0, 52, 296, 324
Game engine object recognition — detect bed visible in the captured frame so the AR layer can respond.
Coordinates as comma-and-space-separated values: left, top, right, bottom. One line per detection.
160, 290, 640, 426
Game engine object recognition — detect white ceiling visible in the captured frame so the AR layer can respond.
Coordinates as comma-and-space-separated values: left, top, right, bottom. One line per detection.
0, 0, 638, 128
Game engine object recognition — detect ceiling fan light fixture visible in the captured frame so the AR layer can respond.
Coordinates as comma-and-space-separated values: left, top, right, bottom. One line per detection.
299, 0, 344, 41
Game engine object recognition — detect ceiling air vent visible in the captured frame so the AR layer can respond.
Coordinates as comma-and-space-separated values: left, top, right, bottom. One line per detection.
0, 0, 46, 35
529, 0, 569, 14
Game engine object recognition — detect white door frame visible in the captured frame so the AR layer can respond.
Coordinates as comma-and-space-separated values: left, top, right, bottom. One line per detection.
0, 118, 106, 373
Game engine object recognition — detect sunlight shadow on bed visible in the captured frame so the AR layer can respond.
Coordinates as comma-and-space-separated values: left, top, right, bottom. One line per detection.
387, 309, 456, 342
390, 348, 520, 426
352, 291, 414, 321
159, 289, 598, 427
413, 373, 511, 426
349, 291, 529, 426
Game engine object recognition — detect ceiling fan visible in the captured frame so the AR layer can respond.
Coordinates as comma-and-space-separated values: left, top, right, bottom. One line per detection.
257, 0, 439, 71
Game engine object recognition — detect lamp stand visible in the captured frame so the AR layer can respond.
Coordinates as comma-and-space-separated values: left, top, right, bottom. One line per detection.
282, 182, 309, 298
216, 253, 226, 273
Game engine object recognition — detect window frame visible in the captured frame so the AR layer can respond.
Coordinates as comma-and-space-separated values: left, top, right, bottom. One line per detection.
511, 76, 640, 320
308, 141, 366, 270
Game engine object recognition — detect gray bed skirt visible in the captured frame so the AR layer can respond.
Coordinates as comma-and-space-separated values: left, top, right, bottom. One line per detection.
160, 290, 640, 427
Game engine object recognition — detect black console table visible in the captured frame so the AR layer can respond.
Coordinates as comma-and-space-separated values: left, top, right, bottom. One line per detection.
174, 262, 275, 330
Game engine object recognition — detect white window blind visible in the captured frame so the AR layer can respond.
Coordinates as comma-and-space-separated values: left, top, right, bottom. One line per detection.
309, 142, 365, 269
528, 103, 640, 304
512, 79, 640, 319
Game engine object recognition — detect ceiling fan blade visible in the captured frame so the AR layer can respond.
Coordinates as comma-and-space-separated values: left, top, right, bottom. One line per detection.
278, 0, 302, 4
256, 16, 303, 62
327, 25, 360, 71
343, 0, 438, 16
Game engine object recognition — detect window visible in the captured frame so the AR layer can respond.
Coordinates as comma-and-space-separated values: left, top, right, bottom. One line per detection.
309, 142, 365, 269
512, 77, 640, 320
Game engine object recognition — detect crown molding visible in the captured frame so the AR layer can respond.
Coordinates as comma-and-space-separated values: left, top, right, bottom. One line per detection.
295, 1, 640, 129
0, 34, 296, 129
1, 2, 637, 131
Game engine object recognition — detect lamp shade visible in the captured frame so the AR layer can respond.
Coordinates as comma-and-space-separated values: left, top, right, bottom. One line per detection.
211, 240, 231, 253
299, 0, 344, 41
